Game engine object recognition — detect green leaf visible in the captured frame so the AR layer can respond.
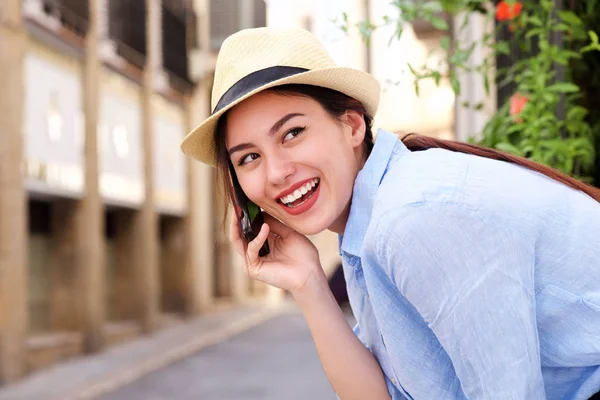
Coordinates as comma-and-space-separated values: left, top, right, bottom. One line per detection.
581, 31, 600, 53
431, 17, 449, 30
397, 0, 416, 14
451, 75, 461, 96
547, 83, 580, 93
581, 43, 600, 53
554, 56, 569, 65
450, 46, 474, 66
494, 41, 510, 55
526, 28, 542, 40
484, 74, 490, 94
440, 0, 463, 13
552, 23, 570, 32
394, 24, 404, 41
557, 50, 582, 60
557, 11, 583, 26
431, 71, 442, 86
460, 13, 470, 30
506, 124, 524, 135
570, 26, 589, 41
541, 0, 553, 11
566, 106, 588, 121
398, 1, 417, 20
521, 144, 535, 154
528, 16, 543, 27
440, 36, 451, 51
496, 142, 524, 156
542, 92, 557, 104
422, 1, 443, 13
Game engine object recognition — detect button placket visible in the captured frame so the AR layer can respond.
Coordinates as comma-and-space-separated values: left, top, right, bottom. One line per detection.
342, 252, 368, 292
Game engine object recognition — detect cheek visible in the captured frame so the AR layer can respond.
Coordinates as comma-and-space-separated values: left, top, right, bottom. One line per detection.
320, 157, 355, 201
238, 174, 267, 205
305, 131, 353, 166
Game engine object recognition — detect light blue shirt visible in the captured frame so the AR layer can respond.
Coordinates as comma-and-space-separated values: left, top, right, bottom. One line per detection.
339, 129, 600, 399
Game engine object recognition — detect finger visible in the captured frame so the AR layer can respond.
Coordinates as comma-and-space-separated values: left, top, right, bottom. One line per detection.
228, 210, 245, 257
246, 223, 270, 270
262, 213, 294, 239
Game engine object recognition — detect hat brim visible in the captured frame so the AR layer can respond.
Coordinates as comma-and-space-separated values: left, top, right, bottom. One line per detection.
180, 66, 381, 166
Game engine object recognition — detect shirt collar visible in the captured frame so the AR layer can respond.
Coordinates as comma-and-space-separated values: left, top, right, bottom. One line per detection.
339, 129, 409, 256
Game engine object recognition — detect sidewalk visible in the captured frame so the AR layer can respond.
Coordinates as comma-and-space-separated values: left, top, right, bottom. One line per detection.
0, 303, 290, 400
102, 309, 338, 400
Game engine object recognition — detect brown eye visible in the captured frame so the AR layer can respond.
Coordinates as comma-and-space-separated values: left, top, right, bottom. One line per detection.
282, 126, 306, 143
239, 153, 259, 166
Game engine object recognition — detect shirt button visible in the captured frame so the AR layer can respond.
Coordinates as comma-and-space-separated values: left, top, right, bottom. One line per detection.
392, 378, 397, 384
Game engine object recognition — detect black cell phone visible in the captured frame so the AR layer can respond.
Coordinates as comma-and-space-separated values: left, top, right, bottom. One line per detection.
229, 163, 270, 257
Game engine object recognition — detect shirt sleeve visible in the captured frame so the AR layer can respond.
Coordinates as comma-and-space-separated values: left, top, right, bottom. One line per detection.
373, 203, 546, 400
334, 324, 408, 400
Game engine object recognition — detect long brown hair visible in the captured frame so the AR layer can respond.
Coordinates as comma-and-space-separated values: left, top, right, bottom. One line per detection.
214, 84, 600, 222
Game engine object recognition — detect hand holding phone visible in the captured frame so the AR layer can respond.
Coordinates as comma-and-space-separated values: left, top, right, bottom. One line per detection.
229, 164, 270, 257
227, 169, 324, 295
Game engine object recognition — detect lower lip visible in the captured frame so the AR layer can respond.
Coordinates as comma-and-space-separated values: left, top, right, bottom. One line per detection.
277, 183, 321, 216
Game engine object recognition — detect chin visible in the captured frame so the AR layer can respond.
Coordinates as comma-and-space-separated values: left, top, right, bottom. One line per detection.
297, 225, 327, 236
291, 216, 332, 236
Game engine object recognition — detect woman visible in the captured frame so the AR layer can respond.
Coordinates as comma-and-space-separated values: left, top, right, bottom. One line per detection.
181, 27, 600, 400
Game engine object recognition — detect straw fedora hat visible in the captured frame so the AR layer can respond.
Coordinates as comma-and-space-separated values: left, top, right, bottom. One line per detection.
180, 27, 381, 166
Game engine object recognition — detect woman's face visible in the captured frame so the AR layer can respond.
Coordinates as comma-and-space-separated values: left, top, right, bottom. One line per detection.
225, 90, 367, 235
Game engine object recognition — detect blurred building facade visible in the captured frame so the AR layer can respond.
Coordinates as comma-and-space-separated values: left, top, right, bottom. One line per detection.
0, 0, 286, 384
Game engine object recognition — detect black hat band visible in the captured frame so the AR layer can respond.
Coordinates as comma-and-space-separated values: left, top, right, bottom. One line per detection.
213, 66, 309, 114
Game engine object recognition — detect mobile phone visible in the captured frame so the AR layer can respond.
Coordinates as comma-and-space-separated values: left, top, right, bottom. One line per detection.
229, 163, 270, 257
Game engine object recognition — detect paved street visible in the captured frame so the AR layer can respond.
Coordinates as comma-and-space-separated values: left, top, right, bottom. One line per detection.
101, 309, 352, 400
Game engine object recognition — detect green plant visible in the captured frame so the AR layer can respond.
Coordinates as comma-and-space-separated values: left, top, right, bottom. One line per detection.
568, 0, 600, 184
339, 0, 600, 182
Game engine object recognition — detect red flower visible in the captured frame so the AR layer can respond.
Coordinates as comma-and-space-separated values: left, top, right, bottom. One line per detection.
496, 1, 523, 21
510, 93, 529, 122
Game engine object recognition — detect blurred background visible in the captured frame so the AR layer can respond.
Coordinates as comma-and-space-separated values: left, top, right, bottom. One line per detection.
1, 0, 596, 398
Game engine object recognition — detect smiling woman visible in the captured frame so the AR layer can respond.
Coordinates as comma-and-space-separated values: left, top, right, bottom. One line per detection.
180, 28, 600, 400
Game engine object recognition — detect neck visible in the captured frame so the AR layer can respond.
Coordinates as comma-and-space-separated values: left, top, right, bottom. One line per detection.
327, 148, 368, 235
327, 201, 352, 235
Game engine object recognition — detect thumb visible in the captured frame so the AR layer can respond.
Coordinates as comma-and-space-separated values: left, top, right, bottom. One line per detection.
262, 213, 295, 239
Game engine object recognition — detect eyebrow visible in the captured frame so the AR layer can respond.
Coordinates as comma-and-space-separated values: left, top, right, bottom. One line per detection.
227, 112, 305, 157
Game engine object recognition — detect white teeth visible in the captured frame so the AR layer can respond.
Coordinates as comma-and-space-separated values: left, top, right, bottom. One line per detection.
279, 178, 320, 204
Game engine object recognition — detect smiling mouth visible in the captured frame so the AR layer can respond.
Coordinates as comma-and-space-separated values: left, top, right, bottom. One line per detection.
278, 178, 320, 208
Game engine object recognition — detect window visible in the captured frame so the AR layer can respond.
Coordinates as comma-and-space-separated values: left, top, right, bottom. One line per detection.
162, 0, 194, 85
108, 0, 147, 69
210, 0, 266, 51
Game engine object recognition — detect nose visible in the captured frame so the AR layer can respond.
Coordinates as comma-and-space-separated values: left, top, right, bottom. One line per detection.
265, 152, 295, 187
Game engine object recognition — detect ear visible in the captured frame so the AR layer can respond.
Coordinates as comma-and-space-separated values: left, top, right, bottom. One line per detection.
340, 110, 366, 149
